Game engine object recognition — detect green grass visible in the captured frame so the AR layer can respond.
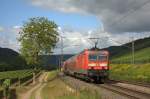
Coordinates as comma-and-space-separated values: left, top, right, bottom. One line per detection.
112, 47, 150, 63
41, 74, 101, 99
42, 79, 101, 99
46, 70, 58, 81
58, 89, 100, 99
110, 64, 150, 83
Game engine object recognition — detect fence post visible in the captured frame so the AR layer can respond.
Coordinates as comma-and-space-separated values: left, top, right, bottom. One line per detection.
32, 72, 35, 85
18, 77, 21, 87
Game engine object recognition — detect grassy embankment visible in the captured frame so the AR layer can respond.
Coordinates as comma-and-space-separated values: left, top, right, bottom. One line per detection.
112, 47, 150, 63
110, 47, 150, 83
41, 71, 101, 99
110, 64, 150, 83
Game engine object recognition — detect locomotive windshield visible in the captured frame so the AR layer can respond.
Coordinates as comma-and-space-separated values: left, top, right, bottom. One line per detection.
89, 55, 97, 61
98, 55, 107, 61
89, 54, 107, 61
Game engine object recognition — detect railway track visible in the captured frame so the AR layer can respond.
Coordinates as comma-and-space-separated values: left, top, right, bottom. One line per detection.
109, 79, 150, 88
61, 75, 150, 99
97, 81, 150, 99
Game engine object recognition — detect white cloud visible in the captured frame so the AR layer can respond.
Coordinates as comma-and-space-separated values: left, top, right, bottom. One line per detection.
53, 27, 150, 54
0, 26, 4, 32
12, 25, 22, 38
0, 26, 149, 54
13, 25, 21, 29
0, 26, 21, 52
0, 36, 19, 51
31, 0, 85, 14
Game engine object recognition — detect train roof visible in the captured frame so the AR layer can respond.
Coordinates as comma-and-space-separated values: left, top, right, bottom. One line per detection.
64, 47, 109, 63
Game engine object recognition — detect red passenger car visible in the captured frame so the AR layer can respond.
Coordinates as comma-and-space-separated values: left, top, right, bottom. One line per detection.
63, 48, 109, 82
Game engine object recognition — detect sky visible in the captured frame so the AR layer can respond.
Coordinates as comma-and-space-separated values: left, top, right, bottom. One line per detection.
0, 0, 150, 54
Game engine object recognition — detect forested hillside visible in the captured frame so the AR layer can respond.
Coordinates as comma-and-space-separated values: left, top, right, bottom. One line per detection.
40, 54, 74, 70
0, 47, 27, 71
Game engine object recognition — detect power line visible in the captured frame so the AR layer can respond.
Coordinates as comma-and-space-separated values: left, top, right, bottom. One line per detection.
108, 38, 132, 49
56, 36, 97, 48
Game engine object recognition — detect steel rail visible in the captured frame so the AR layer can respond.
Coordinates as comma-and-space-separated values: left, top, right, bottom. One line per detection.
97, 83, 150, 99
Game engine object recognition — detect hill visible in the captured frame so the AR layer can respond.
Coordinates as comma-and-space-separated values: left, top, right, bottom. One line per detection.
109, 37, 150, 82
40, 54, 74, 70
0, 47, 27, 71
0, 47, 74, 71
103, 37, 150, 63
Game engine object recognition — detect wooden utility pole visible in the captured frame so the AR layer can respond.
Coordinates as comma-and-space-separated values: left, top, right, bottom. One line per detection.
132, 37, 135, 65
60, 36, 64, 71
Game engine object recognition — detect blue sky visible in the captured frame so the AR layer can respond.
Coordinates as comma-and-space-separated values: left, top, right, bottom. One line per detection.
0, 0, 100, 29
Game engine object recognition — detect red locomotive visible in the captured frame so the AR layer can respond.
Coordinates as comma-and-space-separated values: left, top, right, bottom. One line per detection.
63, 48, 109, 82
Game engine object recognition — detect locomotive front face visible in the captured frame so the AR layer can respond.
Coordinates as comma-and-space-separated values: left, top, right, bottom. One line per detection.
87, 51, 109, 78
88, 51, 109, 69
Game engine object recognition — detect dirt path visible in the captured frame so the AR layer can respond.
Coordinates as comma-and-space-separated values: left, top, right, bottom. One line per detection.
34, 83, 46, 99
34, 73, 49, 99
21, 72, 48, 99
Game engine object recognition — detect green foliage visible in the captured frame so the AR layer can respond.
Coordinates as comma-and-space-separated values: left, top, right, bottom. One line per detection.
2, 79, 11, 98
19, 17, 59, 67
110, 64, 150, 83
3, 79, 11, 87
0, 48, 27, 71
0, 70, 33, 80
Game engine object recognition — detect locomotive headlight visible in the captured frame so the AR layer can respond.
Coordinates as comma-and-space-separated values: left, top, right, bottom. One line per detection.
88, 63, 96, 66
100, 63, 107, 66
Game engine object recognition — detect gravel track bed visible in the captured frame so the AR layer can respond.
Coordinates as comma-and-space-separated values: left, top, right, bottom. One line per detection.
101, 80, 150, 99
99, 83, 150, 99
60, 75, 130, 99
109, 79, 150, 88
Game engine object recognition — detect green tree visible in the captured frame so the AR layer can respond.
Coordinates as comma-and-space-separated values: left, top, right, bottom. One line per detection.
19, 17, 59, 67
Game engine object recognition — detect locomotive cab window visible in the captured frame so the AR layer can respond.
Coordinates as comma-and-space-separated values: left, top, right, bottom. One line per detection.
99, 55, 107, 61
89, 54, 108, 61
89, 54, 97, 61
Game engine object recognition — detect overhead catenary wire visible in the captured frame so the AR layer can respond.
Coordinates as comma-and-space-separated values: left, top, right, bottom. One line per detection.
56, 34, 136, 51
108, 38, 132, 49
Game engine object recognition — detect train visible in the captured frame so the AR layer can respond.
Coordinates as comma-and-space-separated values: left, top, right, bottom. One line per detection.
62, 48, 109, 82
